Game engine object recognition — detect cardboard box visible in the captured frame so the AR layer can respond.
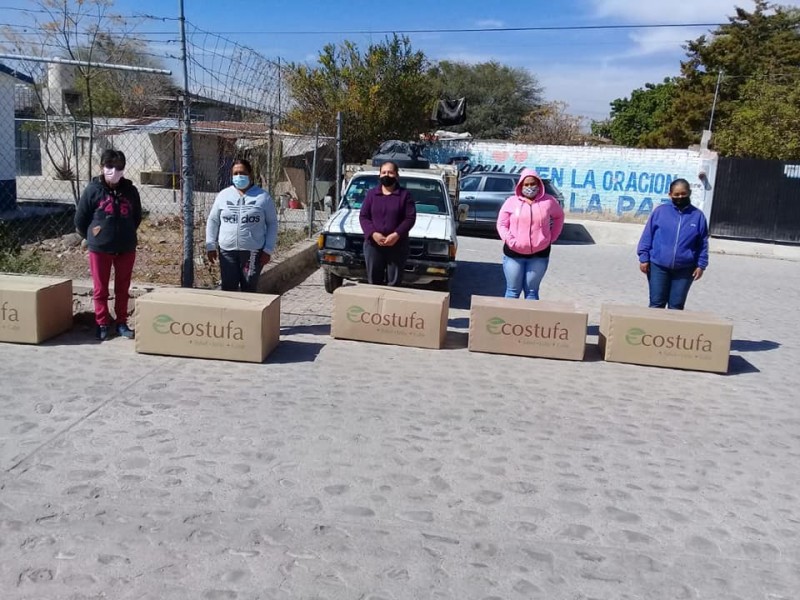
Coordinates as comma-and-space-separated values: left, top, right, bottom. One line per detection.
468, 295, 588, 360
0, 274, 73, 344
135, 288, 280, 363
331, 285, 449, 349
599, 304, 732, 373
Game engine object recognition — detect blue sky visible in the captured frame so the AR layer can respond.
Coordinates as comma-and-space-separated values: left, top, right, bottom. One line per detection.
3, 0, 799, 122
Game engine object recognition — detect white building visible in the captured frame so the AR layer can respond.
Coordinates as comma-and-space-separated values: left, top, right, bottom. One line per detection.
0, 63, 35, 212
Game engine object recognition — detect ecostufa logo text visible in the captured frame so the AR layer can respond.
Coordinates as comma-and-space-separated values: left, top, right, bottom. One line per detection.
486, 317, 568, 340
152, 314, 244, 340
625, 327, 712, 352
0, 301, 19, 322
346, 305, 425, 329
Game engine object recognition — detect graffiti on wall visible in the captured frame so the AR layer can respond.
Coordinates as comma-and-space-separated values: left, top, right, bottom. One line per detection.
427, 145, 694, 218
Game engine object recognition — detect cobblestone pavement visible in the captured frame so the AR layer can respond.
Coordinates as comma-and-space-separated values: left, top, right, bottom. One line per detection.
1, 234, 799, 600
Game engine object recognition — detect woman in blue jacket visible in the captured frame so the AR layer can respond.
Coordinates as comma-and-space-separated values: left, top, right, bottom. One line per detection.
637, 178, 709, 310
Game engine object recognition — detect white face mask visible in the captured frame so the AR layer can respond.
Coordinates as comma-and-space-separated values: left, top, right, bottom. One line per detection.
522, 185, 538, 198
103, 167, 124, 185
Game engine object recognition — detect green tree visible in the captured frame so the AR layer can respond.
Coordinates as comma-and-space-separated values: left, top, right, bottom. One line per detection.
596, 1, 800, 157
431, 61, 542, 139
651, 0, 800, 151
714, 74, 800, 159
591, 78, 677, 147
285, 35, 435, 161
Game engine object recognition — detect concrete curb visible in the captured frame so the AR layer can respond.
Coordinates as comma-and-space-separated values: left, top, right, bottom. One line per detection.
69, 239, 320, 323
560, 218, 800, 262
257, 240, 319, 295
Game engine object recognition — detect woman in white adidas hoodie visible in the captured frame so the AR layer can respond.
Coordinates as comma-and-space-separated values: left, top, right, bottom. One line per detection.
205, 158, 278, 292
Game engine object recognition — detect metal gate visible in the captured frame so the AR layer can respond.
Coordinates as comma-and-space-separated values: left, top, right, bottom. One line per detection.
710, 157, 800, 243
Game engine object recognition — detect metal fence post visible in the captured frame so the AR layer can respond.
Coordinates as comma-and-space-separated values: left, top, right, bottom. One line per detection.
72, 117, 80, 202
267, 113, 274, 196
179, 0, 195, 288
335, 111, 342, 206
308, 123, 319, 237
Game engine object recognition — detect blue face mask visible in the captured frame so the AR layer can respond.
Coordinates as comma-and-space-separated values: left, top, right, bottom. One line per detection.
232, 174, 250, 190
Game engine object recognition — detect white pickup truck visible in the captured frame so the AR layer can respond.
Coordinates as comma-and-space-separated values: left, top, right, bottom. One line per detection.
316, 163, 468, 293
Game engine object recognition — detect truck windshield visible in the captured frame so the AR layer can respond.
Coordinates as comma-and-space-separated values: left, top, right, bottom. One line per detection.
342, 175, 449, 215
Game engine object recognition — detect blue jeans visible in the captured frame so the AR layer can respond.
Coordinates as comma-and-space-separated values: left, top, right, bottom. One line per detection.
647, 262, 694, 310
502, 255, 549, 299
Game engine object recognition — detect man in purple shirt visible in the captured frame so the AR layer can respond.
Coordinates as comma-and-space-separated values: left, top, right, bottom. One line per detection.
359, 161, 417, 286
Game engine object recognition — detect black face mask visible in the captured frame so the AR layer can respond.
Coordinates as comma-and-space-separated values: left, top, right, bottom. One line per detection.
380, 175, 397, 188
672, 197, 691, 209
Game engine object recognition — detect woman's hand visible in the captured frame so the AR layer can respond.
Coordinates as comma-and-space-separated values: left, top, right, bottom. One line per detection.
260, 252, 271, 266
639, 262, 649, 274
207, 250, 218, 264
372, 232, 387, 245
383, 232, 400, 247
693, 267, 704, 281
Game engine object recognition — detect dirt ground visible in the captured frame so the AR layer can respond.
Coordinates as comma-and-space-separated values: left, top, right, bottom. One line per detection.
16, 216, 308, 287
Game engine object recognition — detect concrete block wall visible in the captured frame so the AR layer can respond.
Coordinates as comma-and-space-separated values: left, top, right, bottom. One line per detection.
426, 141, 719, 223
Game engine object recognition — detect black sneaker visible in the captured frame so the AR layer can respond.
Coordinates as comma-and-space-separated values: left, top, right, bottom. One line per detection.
116, 323, 135, 339
96, 325, 109, 341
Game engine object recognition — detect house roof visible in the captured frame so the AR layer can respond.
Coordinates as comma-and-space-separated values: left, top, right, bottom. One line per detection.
97, 118, 334, 145
0, 63, 35, 85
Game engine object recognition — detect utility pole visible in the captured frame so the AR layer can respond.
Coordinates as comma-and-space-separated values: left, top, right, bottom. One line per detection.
708, 70, 723, 132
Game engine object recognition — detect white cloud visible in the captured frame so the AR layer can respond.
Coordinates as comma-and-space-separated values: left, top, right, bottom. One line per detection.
475, 19, 504, 29
535, 62, 680, 119
590, 0, 800, 23
623, 25, 711, 57
628, 28, 695, 55
436, 50, 497, 64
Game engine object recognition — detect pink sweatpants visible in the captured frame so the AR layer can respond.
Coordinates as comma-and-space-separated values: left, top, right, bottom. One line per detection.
88, 250, 136, 326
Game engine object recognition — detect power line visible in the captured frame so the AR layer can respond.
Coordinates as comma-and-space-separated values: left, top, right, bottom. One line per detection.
179, 21, 724, 36
0, 18, 723, 36
0, 5, 179, 21
0, 25, 176, 35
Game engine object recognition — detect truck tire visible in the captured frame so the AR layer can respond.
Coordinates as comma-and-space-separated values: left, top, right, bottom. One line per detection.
323, 270, 343, 294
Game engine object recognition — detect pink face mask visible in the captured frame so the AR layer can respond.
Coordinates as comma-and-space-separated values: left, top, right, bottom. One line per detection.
103, 167, 124, 185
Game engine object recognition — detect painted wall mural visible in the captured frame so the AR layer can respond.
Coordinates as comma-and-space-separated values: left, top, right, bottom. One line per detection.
425, 141, 718, 221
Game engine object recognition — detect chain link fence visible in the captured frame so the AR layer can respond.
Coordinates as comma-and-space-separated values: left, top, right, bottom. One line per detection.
1, 19, 336, 288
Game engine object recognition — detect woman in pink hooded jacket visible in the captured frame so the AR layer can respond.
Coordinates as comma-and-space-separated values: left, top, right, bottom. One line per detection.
496, 168, 565, 299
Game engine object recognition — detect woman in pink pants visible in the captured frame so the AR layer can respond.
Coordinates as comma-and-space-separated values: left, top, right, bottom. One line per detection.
75, 149, 142, 341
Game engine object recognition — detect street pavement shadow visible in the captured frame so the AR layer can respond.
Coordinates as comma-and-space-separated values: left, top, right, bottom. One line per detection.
450, 259, 505, 309
727, 354, 760, 375
267, 340, 325, 364
280, 323, 332, 336
448, 317, 469, 329
41, 323, 124, 346
730, 339, 780, 352
443, 330, 468, 350
457, 229, 500, 241
459, 224, 595, 245
558, 223, 596, 245
582, 343, 604, 362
